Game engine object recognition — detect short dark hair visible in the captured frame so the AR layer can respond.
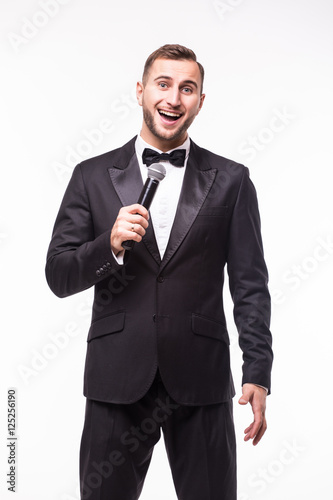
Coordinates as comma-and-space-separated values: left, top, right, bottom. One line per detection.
142, 44, 205, 94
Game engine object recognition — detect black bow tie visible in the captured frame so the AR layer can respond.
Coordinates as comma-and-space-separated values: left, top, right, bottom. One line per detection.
142, 148, 186, 167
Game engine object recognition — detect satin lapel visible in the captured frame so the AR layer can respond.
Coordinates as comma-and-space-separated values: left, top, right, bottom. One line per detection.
107, 141, 161, 265
160, 143, 217, 272
108, 153, 142, 206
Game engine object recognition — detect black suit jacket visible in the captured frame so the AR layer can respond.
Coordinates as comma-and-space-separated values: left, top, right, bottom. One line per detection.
45, 137, 273, 405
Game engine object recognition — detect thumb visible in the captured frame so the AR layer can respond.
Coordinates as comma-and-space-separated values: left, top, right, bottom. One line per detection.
238, 394, 249, 405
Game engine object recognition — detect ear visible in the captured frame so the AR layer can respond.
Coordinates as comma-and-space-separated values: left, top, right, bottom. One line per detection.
196, 93, 206, 115
136, 81, 144, 106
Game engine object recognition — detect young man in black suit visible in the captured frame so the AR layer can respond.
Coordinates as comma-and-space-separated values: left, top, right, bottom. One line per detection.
46, 44, 273, 500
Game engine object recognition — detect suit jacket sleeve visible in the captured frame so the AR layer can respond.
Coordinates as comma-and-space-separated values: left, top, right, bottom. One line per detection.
227, 167, 273, 393
45, 163, 122, 298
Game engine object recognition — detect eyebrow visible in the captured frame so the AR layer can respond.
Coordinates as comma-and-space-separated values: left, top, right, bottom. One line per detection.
154, 75, 198, 89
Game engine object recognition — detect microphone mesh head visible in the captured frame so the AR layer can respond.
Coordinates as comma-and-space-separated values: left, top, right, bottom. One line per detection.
147, 163, 166, 181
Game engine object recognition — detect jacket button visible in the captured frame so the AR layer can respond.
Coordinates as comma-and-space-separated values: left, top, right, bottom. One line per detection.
96, 270, 101, 277
157, 276, 164, 283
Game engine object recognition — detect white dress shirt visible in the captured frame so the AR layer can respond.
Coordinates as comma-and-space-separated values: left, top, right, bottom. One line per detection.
135, 134, 190, 258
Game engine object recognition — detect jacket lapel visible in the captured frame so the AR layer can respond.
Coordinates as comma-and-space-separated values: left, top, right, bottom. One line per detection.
160, 140, 217, 272
107, 137, 161, 265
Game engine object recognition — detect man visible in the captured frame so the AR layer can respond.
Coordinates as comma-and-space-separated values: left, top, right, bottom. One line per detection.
46, 44, 273, 500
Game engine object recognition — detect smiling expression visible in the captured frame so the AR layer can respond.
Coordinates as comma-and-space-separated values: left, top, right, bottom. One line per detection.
136, 58, 205, 151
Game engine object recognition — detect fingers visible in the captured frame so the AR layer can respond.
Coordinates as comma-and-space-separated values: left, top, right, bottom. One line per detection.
244, 409, 267, 446
239, 383, 267, 446
252, 418, 267, 446
127, 220, 146, 239
110, 204, 149, 255
246, 417, 267, 446
126, 204, 150, 221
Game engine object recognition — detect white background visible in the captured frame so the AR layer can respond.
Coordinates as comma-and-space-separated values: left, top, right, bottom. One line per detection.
1, 0, 332, 499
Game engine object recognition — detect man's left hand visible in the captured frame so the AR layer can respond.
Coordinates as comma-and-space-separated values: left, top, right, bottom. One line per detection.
238, 383, 267, 446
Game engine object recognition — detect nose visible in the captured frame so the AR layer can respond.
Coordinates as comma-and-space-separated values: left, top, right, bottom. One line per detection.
166, 87, 181, 108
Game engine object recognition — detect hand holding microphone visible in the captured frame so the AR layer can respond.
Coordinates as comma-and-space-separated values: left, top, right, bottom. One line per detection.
110, 163, 166, 255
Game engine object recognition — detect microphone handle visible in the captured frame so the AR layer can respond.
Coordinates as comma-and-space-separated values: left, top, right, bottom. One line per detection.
122, 178, 159, 251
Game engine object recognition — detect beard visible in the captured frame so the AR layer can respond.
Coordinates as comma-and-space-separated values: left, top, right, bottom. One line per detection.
142, 105, 196, 144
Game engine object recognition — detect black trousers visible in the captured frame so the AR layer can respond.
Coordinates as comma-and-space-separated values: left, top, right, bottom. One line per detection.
80, 370, 236, 500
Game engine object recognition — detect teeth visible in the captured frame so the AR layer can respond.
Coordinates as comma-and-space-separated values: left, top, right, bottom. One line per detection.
159, 110, 181, 118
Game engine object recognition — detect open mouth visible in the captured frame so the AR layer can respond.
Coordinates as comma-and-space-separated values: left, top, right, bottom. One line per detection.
158, 109, 182, 123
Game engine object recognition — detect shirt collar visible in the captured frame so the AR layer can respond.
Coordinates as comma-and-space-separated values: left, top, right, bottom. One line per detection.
135, 134, 190, 165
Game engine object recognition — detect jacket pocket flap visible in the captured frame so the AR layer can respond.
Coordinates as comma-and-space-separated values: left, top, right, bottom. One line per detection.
192, 313, 229, 344
87, 312, 125, 342
198, 205, 229, 217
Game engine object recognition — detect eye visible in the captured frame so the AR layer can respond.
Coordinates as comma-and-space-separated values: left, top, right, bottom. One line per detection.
182, 87, 193, 94
158, 82, 168, 89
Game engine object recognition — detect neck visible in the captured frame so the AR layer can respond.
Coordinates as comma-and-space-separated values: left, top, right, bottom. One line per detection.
140, 128, 187, 152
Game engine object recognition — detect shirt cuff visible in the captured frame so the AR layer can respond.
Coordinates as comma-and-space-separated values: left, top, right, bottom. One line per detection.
112, 249, 125, 265
243, 383, 268, 393
254, 384, 268, 393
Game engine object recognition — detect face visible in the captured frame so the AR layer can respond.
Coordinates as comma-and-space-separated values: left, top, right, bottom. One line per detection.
136, 58, 205, 151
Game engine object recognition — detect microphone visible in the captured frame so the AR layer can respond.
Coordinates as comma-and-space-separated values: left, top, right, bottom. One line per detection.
122, 163, 166, 251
